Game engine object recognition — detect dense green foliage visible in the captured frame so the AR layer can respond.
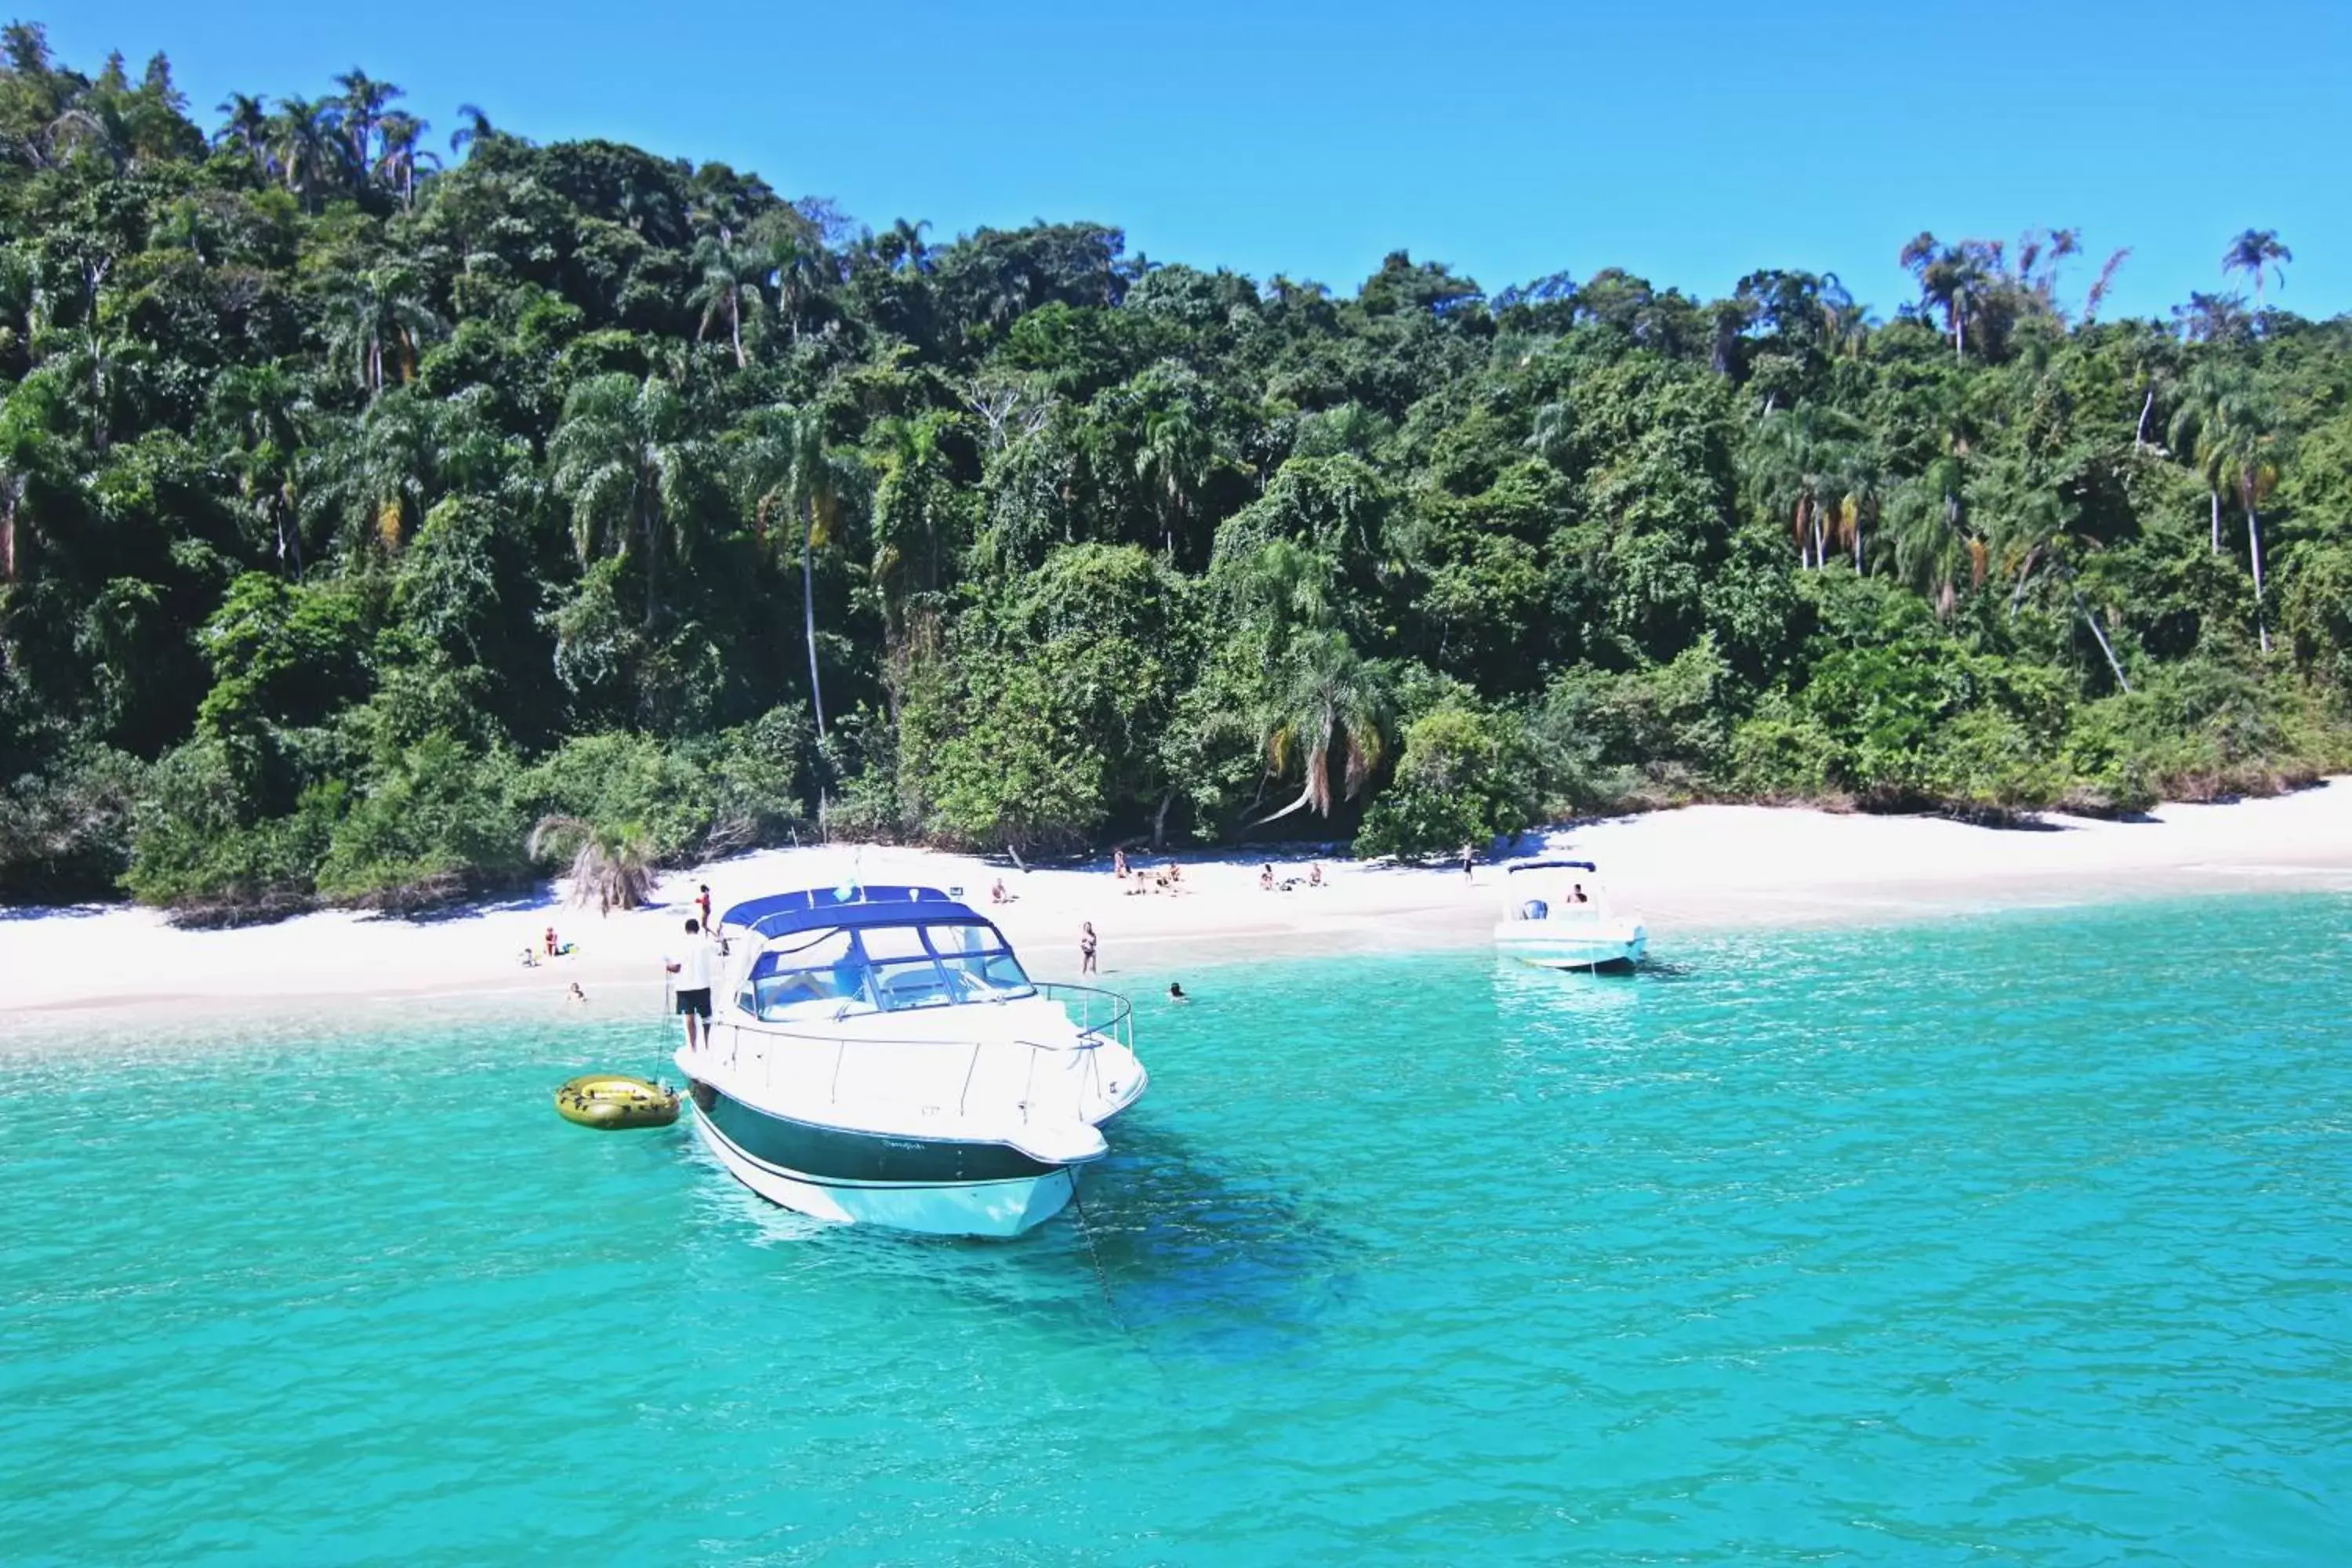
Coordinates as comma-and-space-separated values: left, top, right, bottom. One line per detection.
3, 27, 2348, 911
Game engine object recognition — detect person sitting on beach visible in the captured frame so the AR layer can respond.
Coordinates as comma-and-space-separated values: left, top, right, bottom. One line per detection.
1308, 862, 1324, 888
520, 946, 539, 967
1153, 866, 1172, 893
990, 877, 1009, 905
1168, 863, 1185, 891
1112, 848, 1129, 880
1259, 863, 1276, 891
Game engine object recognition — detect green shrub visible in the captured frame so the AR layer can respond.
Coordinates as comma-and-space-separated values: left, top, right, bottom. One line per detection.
1527, 641, 1733, 812
1355, 704, 1537, 861
1726, 700, 1838, 800
0, 748, 151, 903
124, 738, 337, 922
314, 735, 528, 910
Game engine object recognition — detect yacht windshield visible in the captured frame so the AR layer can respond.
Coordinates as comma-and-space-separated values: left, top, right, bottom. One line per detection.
737, 919, 1033, 1020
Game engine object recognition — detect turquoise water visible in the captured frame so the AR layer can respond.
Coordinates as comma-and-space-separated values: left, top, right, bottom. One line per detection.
5, 895, 2350, 1565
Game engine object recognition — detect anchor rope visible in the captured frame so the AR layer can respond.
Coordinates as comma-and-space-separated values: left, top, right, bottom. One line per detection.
1069, 1183, 1120, 1320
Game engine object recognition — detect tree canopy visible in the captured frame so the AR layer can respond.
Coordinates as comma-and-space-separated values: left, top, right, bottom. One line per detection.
2, 23, 2348, 910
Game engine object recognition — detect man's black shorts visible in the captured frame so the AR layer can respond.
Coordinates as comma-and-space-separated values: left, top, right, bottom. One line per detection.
675, 987, 712, 1019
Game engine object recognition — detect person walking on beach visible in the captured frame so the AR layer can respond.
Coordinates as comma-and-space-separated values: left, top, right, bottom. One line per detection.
1080, 921, 1099, 976
1461, 842, 1475, 881
696, 883, 713, 928
665, 918, 715, 1054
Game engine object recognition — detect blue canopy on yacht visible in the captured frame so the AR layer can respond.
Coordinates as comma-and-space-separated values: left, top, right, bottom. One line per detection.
719, 885, 983, 940
1506, 858, 1597, 874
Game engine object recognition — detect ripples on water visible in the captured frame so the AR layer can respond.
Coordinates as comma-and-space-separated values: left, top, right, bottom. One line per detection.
4, 895, 2350, 1564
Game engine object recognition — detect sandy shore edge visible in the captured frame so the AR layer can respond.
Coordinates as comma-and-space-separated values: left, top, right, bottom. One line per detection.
3, 781, 2347, 1035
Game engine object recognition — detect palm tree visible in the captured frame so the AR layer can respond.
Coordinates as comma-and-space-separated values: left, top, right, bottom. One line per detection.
2204, 391, 2281, 652
212, 92, 271, 176
0, 385, 69, 585
372, 112, 435, 208
688, 227, 760, 368
748, 215, 831, 344
1982, 459, 2135, 691
268, 96, 338, 210
528, 816, 656, 911
448, 103, 495, 160
332, 67, 401, 180
299, 387, 438, 557
1526, 397, 1575, 466
1136, 401, 1210, 559
211, 362, 304, 570
1250, 630, 1392, 825
1900, 232, 1990, 363
2168, 362, 2250, 555
880, 217, 932, 272
1744, 403, 1860, 568
1888, 455, 1980, 619
736, 405, 858, 736
2221, 230, 2292, 305
322, 267, 442, 397
1831, 444, 1889, 573
866, 410, 956, 633
550, 372, 708, 630
43, 93, 133, 174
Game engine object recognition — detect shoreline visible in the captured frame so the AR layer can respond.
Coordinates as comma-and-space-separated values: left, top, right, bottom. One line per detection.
3, 781, 2348, 1037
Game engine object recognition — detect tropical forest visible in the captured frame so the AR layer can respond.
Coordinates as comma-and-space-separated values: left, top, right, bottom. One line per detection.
3, 25, 2349, 919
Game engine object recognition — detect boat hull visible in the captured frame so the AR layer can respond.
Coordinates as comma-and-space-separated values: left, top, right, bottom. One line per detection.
684, 1078, 1084, 1238
1495, 926, 1648, 972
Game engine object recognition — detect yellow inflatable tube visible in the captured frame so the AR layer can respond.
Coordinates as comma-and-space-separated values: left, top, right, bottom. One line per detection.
555, 1074, 681, 1130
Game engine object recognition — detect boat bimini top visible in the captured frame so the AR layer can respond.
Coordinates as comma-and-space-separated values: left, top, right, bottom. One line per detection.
716, 884, 1036, 1023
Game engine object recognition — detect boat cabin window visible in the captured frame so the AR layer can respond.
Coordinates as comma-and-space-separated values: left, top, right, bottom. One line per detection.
738, 929, 870, 1020
920, 921, 1033, 1002
735, 920, 1033, 1020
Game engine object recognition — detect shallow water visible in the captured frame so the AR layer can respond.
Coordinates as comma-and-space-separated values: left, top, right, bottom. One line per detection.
5, 895, 2350, 1564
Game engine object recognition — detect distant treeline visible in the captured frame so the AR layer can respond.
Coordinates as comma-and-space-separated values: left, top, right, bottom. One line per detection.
2, 24, 2347, 917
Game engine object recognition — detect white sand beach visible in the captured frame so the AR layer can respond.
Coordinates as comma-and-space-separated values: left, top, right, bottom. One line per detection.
3, 781, 2349, 1026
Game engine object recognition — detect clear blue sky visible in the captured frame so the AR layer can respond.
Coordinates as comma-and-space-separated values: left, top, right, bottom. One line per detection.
51, 0, 2352, 323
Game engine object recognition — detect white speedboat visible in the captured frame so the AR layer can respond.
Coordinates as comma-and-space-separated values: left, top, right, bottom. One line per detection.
1494, 858, 1647, 971
677, 884, 1147, 1237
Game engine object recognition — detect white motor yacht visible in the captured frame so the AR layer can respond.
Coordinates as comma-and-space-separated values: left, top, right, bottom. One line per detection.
677, 884, 1147, 1237
1494, 858, 1648, 971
